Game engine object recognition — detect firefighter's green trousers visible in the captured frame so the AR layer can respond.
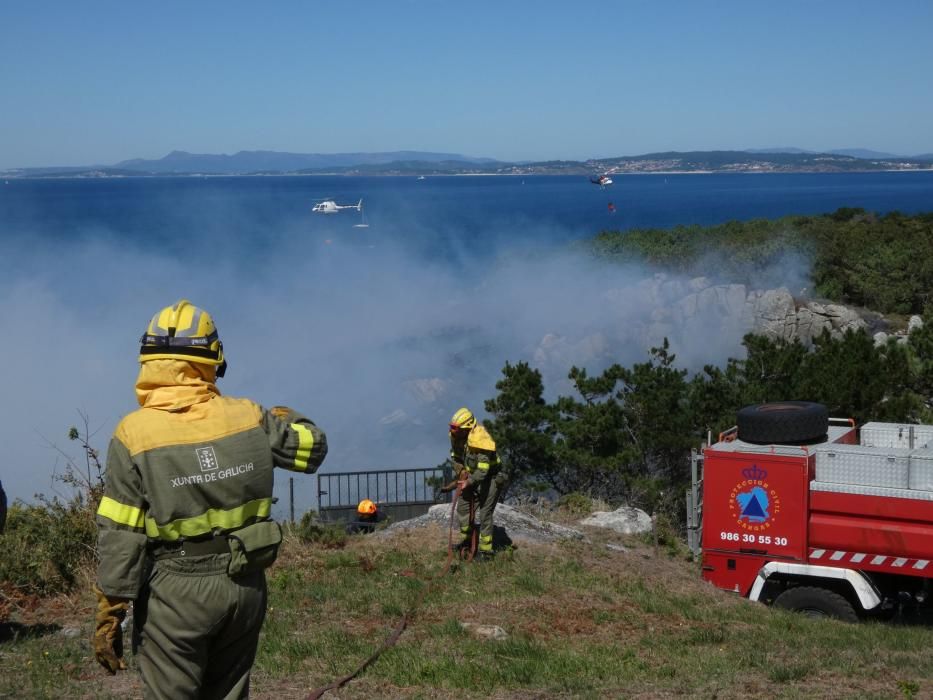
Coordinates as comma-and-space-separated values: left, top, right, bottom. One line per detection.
133, 554, 267, 700
457, 471, 506, 553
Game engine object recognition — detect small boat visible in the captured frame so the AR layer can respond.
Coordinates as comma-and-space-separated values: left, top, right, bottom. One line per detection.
417, 176, 426, 181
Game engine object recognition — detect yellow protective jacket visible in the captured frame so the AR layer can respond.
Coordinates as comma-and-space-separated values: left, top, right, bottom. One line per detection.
96, 360, 327, 598
449, 423, 500, 487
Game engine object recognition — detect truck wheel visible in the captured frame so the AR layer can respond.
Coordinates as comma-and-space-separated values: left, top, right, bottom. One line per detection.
736, 402, 828, 445
773, 586, 858, 622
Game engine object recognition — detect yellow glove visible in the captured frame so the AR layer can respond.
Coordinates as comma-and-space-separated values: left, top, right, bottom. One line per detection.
92, 584, 129, 675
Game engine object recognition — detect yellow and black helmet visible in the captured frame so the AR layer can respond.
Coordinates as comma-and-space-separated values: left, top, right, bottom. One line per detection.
139, 299, 227, 376
449, 407, 476, 433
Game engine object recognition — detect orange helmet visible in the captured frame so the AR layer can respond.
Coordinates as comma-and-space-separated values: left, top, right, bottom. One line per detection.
357, 499, 377, 516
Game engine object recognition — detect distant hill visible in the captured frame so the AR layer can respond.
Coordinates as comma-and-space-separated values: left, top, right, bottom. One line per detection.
745, 147, 815, 155
828, 148, 903, 159
114, 150, 499, 174
747, 147, 909, 159
294, 159, 501, 176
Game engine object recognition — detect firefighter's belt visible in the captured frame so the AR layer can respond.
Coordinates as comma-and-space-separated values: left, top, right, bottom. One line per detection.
150, 536, 230, 559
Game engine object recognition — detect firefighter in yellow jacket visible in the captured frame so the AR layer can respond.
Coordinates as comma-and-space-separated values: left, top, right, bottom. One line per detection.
449, 407, 504, 559
93, 300, 327, 699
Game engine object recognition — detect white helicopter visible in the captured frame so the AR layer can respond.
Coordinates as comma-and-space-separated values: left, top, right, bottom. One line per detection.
312, 198, 363, 214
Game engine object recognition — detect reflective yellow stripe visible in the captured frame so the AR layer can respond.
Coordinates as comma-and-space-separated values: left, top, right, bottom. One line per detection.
477, 461, 490, 471
97, 496, 145, 529
292, 423, 314, 471
144, 498, 272, 541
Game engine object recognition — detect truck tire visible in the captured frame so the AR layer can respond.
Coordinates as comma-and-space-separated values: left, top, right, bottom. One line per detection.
773, 586, 858, 622
736, 402, 828, 445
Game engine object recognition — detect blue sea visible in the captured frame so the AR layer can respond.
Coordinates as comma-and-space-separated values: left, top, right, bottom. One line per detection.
3, 172, 933, 259
1, 171, 932, 508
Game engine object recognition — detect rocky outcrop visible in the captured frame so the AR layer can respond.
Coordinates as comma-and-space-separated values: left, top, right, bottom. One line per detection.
638, 276, 868, 347
579, 505, 653, 535
530, 276, 880, 376
744, 290, 867, 343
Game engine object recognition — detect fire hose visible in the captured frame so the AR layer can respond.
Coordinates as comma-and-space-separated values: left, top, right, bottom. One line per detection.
305, 480, 477, 700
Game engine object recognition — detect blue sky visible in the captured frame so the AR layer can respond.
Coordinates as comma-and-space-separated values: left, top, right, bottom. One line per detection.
2, 1, 932, 168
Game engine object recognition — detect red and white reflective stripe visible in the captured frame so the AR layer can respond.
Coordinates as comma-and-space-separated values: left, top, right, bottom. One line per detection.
809, 548, 930, 572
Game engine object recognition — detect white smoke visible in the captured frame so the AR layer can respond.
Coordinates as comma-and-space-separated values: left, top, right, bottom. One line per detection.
0, 199, 812, 515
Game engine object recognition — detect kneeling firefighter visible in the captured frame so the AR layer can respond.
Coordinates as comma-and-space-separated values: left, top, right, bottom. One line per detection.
346, 499, 382, 534
448, 407, 505, 559
93, 300, 328, 699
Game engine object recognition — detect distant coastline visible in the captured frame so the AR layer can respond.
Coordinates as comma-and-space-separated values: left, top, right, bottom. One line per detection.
5, 148, 933, 180
6, 168, 933, 181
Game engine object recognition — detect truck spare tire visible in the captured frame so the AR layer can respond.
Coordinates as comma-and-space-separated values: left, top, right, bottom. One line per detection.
736, 401, 828, 445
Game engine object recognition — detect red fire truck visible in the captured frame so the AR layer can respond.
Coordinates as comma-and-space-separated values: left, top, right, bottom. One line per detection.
687, 402, 933, 621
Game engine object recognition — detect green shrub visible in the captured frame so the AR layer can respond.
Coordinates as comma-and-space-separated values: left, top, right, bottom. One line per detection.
0, 421, 105, 595
290, 510, 348, 549
557, 492, 595, 517
0, 492, 98, 595
635, 510, 686, 558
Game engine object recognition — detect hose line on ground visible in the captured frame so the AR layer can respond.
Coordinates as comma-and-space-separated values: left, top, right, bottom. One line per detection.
306, 481, 473, 699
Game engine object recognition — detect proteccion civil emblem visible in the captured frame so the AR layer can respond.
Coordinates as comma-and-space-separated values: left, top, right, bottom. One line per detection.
729, 464, 781, 532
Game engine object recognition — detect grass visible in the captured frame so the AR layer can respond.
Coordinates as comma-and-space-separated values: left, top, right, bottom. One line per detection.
3, 516, 933, 699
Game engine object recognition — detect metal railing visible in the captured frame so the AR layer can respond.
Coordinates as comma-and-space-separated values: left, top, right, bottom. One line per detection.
317, 466, 454, 521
